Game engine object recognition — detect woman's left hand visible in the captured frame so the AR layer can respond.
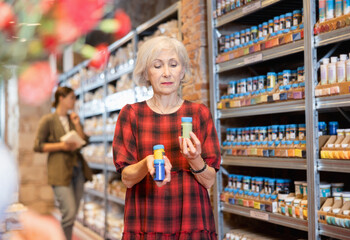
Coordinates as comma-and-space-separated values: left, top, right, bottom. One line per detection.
179, 132, 202, 162
70, 112, 80, 126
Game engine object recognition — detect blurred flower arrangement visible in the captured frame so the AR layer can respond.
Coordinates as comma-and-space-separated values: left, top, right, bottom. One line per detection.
0, 0, 131, 106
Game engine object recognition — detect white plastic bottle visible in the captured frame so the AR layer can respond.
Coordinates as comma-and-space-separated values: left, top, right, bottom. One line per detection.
337, 54, 347, 82
320, 58, 329, 85
328, 56, 338, 84
346, 53, 350, 82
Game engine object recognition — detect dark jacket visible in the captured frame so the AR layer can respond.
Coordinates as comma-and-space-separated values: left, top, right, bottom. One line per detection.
34, 112, 93, 186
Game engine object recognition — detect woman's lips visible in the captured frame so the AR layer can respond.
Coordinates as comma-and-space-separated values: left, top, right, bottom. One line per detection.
161, 82, 173, 85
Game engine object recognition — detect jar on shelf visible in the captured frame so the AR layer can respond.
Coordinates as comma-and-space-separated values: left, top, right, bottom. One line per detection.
250, 127, 256, 141
245, 28, 251, 43
278, 72, 284, 85
286, 125, 291, 140
228, 81, 236, 95
268, 178, 276, 194
247, 77, 253, 92
251, 26, 258, 40
278, 125, 286, 140
291, 70, 298, 82
235, 31, 241, 46
298, 124, 306, 140
329, 121, 339, 135
293, 10, 302, 26
240, 78, 247, 93
268, 19, 274, 34
271, 125, 278, 141
318, 122, 327, 136
225, 35, 230, 50
264, 177, 270, 193
258, 75, 266, 90
245, 127, 251, 141
267, 72, 277, 88
243, 176, 252, 191
258, 24, 263, 38
268, 126, 272, 141
230, 33, 235, 48
236, 175, 243, 190
251, 177, 256, 192
276, 179, 285, 193
263, 22, 268, 36
285, 12, 292, 29
259, 127, 267, 141
280, 14, 286, 30
283, 70, 292, 85
289, 124, 297, 140
240, 30, 246, 44
274, 16, 280, 32
252, 76, 259, 91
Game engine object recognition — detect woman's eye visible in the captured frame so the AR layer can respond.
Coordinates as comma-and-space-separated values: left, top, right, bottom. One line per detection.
170, 63, 178, 67
154, 65, 161, 69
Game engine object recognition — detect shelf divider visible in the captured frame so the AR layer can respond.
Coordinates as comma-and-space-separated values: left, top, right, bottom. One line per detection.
319, 223, 350, 240
317, 159, 350, 173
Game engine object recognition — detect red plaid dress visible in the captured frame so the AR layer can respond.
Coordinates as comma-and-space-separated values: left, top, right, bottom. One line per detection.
113, 100, 221, 240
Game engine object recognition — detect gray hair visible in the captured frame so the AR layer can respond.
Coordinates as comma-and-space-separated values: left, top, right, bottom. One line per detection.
133, 36, 191, 86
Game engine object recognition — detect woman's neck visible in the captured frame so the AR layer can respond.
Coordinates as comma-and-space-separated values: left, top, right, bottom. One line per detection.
55, 105, 68, 116
148, 93, 183, 114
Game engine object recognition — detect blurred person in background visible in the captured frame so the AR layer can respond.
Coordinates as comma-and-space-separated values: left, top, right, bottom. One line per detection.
34, 86, 92, 240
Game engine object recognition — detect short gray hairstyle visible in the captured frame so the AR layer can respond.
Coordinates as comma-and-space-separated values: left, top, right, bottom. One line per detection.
133, 36, 191, 86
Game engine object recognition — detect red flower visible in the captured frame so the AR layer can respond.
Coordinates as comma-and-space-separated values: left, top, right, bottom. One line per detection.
0, 2, 16, 37
42, 35, 59, 54
89, 44, 110, 70
18, 62, 57, 106
114, 9, 131, 40
58, 0, 105, 35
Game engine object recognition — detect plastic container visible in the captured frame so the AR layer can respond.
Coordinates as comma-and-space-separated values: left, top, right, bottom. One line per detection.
293, 10, 302, 26
328, 56, 338, 84
337, 54, 347, 83
240, 30, 246, 44
243, 176, 252, 191
329, 121, 339, 135
320, 58, 330, 85
285, 12, 293, 29
278, 125, 286, 140
181, 117, 193, 138
228, 81, 236, 95
283, 70, 292, 85
252, 76, 259, 91
274, 16, 280, 32
342, 192, 350, 203
263, 22, 268, 36
331, 183, 344, 194
302, 182, 308, 196
245, 28, 251, 43
320, 183, 332, 197
267, 72, 277, 88
279, 14, 286, 30
298, 124, 306, 140
268, 19, 274, 34
251, 26, 258, 40
345, 0, 350, 14
259, 127, 267, 141
289, 124, 297, 140
335, 0, 344, 17
271, 125, 278, 141
236, 175, 243, 189
234, 32, 241, 46
240, 78, 247, 93
294, 181, 304, 196
268, 178, 276, 194
258, 24, 263, 38
318, 121, 327, 136
276, 179, 285, 193
258, 75, 266, 90
319, 0, 326, 23
247, 77, 253, 92
154, 159, 165, 181
297, 66, 305, 82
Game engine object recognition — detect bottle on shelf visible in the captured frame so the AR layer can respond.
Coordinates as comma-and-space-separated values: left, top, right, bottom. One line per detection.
319, 0, 326, 23
320, 58, 330, 85
337, 54, 347, 83
328, 56, 338, 84
346, 53, 350, 82
326, 0, 335, 20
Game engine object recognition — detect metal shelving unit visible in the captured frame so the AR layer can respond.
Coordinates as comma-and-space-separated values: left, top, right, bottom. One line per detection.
222, 156, 307, 170
219, 100, 305, 119
208, 0, 350, 239
216, 41, 304, 73
221, 203, 308, 231
319, 223, 350, 240
316, 94, 350, 110
315, 26, 350, 48
317, 159, 350, 174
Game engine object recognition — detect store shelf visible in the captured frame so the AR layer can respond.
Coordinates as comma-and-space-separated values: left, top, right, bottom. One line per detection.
315, 26, 350, 48
83, 111, 104, 118
89, 135, 105, 142
216, 41, 304, 73
106, 63, 134, 83
218, 100, 305, 119
87, 162, 105, 170
107, 194, 125, 205
221, 203, 308, 232
216, 0, 281, 27
106, 163, 115, 172
75, 88, 82, 96
60, 60, 89, 83
319, 223, 350, 240
316, 94, 350, 110
84, 75, 105, 92
85, 188, 104, 199
74, 220, 104, 240
107, 135, 114, 142
318, 159, 350, 173
109, 31, 135, 52
136, 2, 180, 35
222, 156, 307, 170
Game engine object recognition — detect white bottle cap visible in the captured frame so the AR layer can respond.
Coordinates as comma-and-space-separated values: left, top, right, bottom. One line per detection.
331, 56, 338, 63
340, 54, 348, 61
322, 58, 329, 65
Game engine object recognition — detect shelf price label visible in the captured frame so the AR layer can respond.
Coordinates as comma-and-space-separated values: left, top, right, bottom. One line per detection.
243, 1, 262, 14
250, 210, 269, 221
244, 53, 263, 65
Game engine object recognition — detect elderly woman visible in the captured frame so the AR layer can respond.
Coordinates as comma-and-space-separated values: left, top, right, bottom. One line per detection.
113, 36, 221, 239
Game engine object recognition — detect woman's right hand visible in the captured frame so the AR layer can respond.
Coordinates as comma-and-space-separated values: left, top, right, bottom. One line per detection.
60, 142, 78, 152
145, 155, 172, 187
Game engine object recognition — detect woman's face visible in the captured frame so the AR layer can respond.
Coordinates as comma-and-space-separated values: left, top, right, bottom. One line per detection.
147, 49, 184, 96
59, 91, 76, 110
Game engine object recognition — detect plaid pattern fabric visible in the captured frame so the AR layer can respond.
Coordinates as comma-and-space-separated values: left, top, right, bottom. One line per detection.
113, 100, 221, 240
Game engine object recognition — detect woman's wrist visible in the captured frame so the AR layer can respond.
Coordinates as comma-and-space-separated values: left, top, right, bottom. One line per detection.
188, 156, 206, 172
